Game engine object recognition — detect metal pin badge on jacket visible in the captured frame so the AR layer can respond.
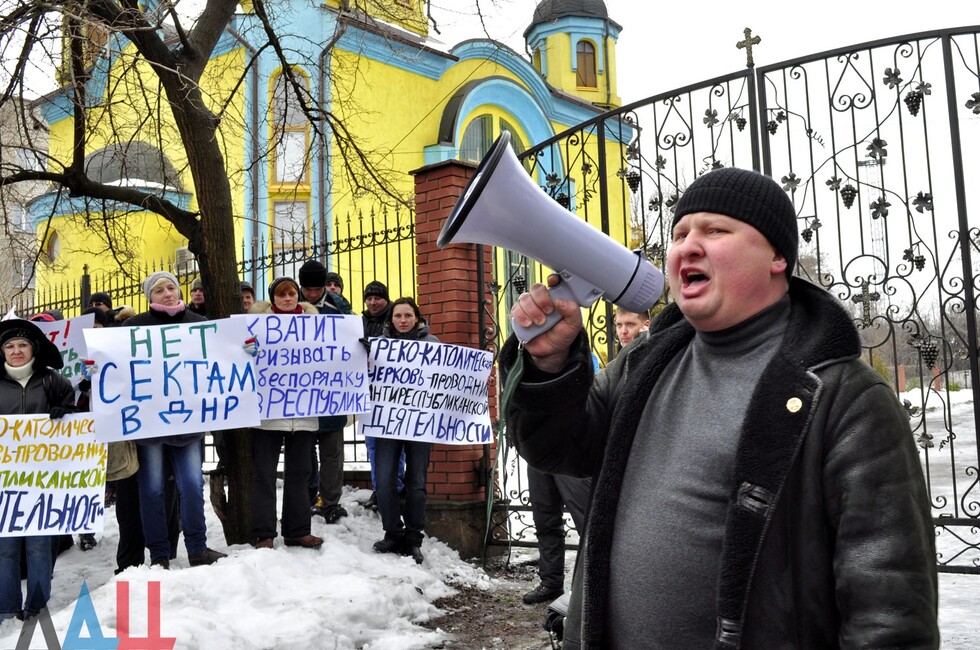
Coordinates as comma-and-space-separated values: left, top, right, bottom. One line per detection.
786, 397, 803, 413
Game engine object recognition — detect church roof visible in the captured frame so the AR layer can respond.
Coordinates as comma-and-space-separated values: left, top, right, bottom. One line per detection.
84, 141, 183, 191
530, 0, 608, 25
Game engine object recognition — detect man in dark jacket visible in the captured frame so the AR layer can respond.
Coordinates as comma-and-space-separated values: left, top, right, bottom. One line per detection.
360, 279, 398, 509
298, 260, 352, 523
187, 277, 208, 318
87, 291, 135, 326
361, 280, 389, 338
501, 167, 938, 649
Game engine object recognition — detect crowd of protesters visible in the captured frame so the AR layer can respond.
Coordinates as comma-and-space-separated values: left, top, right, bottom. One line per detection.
0, 261, 442, 623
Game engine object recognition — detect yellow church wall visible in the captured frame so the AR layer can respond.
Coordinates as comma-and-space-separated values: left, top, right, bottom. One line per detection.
324, 51, 542, 299
602, 36, 621, 107
322, 0, 428, 37
326, 49, 430, 298
37, 7, 629, 315
323, 44, 633, 305
40, 46, 248, 294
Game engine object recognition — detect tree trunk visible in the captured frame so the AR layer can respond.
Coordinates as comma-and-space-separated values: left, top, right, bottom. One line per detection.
162, 78, 255, 545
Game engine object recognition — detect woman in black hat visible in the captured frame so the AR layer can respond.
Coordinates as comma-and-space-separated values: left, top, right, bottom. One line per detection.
0, 319, 75, 623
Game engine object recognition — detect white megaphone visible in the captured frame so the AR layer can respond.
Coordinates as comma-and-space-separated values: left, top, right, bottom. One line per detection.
438, 131, 664, 343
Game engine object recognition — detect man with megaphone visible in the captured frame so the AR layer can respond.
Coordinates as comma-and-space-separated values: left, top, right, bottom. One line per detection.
498, 168, 938, 649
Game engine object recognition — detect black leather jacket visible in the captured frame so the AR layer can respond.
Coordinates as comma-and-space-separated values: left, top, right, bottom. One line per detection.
499, 279, 938, 649
0, 365, 75, 415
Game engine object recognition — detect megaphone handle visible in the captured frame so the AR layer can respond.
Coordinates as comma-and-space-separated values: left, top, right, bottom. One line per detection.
511, 280, 587, 345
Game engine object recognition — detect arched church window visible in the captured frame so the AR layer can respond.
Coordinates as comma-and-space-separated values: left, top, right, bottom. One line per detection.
44, 230, 60, 263
269, 69, 311, 265
460, 115, 493, 163
271, 70, 311, 185
460, 115, 529, 168
576, 41, 597, 88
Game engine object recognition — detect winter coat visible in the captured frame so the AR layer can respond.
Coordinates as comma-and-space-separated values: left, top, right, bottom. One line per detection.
381, 318, 439, 344
0, 365, 75, 416
109, 305, 136, 326
499, 278, 938, 649
305, 291, 353, 316
125, 305, 208, 447
362, 306, 389, 338
249, 300, 321, 432
325, 292, 353, 315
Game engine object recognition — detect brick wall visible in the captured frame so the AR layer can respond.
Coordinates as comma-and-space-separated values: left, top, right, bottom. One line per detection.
412, 158, 497, 506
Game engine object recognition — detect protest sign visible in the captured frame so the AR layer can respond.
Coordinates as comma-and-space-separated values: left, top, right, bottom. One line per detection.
0, 413, 105, 536
33, 313, 95, 388
241, 313, 369, 420
83, 318, 260, 442
358, 338, 494, 445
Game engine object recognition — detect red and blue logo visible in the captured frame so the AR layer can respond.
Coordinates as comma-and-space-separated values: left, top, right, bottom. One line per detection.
14, 581, 176, 650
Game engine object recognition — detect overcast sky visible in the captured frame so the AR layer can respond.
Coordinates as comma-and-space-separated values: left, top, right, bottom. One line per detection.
433, 1, 980, 103
22, 1, 975, 103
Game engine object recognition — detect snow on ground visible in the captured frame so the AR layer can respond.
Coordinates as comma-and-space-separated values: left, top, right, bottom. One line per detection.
2, 483, 976, 649
2, 388, 978, 648
0, 486, 495, 650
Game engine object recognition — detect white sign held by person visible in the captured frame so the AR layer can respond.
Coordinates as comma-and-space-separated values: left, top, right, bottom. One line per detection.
359, 338, 494, 445
241, 313, 369, 420
83, 319, 261, 442
0, 413, 106, 536
33, 313, 95, 388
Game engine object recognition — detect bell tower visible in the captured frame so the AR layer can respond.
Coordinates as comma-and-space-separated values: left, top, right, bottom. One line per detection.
524, 0, 622, 109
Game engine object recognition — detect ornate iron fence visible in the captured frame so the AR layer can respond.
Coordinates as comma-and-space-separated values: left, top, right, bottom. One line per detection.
4, 207, 416, 319
488, 26, 980, 573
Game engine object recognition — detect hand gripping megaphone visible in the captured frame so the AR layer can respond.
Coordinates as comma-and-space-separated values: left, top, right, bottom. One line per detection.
437, 131, 664, 343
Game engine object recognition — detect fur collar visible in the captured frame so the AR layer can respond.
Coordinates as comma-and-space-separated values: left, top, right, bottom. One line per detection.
249, 300, 320, 316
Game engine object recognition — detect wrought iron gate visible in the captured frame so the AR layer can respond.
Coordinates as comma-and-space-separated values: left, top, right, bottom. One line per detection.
488, 26, 980, 573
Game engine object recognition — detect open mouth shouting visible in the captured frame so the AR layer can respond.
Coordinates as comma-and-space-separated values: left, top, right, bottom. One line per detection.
680, 268, 709, 293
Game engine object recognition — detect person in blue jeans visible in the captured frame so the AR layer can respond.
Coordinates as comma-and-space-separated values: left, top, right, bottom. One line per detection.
371, 297, 440, 564
125, 272, 226, 569
0, 319, 76, 622
360, 280, 404, 510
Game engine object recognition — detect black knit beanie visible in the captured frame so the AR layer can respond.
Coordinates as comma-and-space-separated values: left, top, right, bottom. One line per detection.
298, 260, 328, 288
324, 272, 344, 292
363, 280, 389, 302
0, 327, 36, 351
89, 292, 113, 309
673, 167, 798, 276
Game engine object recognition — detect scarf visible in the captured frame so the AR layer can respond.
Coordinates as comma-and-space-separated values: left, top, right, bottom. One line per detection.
4, 359, 35, 387
150, 301, 187, 316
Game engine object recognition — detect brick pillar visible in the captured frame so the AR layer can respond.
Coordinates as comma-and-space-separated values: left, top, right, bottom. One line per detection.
411, 159, 498, 559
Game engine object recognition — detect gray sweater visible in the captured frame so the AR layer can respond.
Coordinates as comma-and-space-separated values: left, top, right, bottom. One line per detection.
607, 297, 790, 648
